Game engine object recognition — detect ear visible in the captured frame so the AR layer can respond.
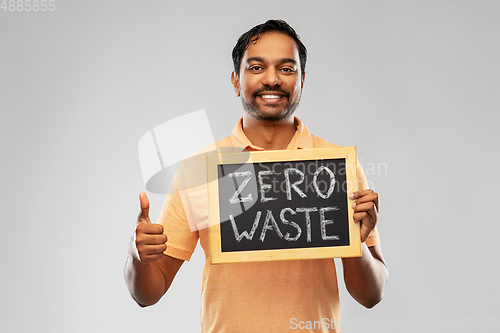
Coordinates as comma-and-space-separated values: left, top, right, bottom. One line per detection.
301, 74, 305, 89
231, 71, 240, 97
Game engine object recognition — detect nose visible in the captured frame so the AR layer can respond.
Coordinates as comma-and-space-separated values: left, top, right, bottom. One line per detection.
261, 68, 281, 86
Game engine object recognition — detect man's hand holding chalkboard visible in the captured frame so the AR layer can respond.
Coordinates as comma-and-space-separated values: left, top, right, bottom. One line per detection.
133, 192, 167, 263
350, 189, 379, 243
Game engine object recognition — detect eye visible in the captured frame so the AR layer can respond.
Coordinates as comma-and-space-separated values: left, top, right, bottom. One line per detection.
280, 67, 296, 74
248, 65, 264, 72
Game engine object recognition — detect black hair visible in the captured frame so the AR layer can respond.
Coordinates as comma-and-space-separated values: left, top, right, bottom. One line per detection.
232, 19, 307, 78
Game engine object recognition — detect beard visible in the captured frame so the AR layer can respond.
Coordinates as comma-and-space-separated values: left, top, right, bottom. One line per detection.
241, 85, 301, 123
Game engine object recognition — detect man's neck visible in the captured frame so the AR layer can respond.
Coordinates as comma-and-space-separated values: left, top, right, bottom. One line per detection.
242, 113, 297, 150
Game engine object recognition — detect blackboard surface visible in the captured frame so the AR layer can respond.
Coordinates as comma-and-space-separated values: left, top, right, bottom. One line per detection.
207, 147, 360, 263
218, 158, 349, 252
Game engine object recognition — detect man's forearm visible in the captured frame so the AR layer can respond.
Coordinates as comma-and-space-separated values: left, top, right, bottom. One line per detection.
124, 254, 166, 307
342, 243, 388, 308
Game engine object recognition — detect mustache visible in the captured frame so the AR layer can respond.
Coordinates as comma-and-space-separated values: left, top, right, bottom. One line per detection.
252, 85, 290, 99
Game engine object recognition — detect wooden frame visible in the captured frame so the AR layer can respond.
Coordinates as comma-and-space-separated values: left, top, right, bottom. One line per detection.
207, 147, 360, 264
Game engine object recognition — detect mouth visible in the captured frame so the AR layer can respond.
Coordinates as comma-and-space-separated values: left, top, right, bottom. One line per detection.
256, 92, 287, 103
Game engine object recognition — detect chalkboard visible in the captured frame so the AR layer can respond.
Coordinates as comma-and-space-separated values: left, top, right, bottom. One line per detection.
207, 147, 360, 264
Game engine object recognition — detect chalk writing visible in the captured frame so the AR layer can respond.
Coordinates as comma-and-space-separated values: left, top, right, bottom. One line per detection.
217, 158, 350, 252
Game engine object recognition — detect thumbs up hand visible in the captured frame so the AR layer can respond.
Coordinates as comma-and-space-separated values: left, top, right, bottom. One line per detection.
133, 192, 167, 263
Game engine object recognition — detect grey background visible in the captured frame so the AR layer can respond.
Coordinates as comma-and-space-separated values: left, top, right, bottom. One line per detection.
1, 0, 499, 332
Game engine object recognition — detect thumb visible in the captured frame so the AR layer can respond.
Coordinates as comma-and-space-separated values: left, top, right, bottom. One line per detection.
138, 192, 151, 223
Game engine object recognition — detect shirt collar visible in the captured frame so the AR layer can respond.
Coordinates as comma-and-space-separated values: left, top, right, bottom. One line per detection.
229, 116, 314, 151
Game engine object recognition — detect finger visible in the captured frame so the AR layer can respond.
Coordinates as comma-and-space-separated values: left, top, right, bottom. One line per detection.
353, 212, 373, 243
136, 223, 165, 237
353, 193, 378, 206
353, 212, 372, 240
137, 235, 167, 248
353, 201, 378, 225
349, 189, 373, 200
143, 243, 168, 256
360, 215, 372, 243
136, 241, 167, 260
350, 190, 379, 211
138, 192, 151, 223
353, 211, 369, 224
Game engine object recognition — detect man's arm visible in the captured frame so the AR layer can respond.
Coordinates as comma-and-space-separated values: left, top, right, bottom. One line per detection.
342, 244, 387, 308
124, 192, 184, 307
125, 253, 184, 307
341, 189, 388, 308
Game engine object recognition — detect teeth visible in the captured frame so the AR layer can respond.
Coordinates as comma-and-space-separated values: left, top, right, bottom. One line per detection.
260, 95, 282, 99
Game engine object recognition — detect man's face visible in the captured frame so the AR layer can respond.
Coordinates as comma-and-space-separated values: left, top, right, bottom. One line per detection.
231, 32, 305, 123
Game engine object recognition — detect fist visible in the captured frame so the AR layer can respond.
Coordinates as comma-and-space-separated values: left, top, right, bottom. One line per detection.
133, 192, 167, 263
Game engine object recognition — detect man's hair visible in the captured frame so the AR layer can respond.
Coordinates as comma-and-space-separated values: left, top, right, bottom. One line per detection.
232, 19, 307, 79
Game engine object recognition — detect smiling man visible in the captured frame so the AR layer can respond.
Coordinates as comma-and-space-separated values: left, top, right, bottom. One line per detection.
233, 31, 303, 122
231, 27, 306, 151
125, 19, 388, 333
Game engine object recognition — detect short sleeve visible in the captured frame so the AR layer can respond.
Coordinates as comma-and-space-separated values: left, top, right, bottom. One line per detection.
357, 160, 381, 247
157, 178, 199, 261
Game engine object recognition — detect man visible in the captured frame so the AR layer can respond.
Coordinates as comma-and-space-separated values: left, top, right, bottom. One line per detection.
125, 19, 388, 332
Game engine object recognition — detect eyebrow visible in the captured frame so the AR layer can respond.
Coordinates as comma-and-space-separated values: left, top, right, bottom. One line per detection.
246, 57, 297, 66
